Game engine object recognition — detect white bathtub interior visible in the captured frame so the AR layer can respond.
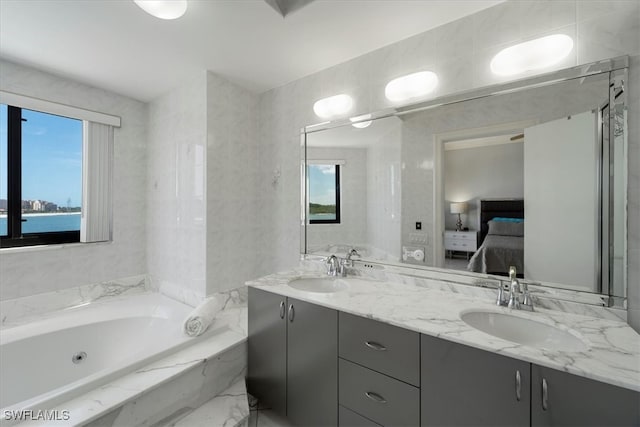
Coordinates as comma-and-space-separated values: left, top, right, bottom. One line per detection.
0, 293, 229, 415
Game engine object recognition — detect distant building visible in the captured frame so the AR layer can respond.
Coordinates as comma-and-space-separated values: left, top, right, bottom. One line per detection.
44, 202, 58, 212
0, 199, 6, 211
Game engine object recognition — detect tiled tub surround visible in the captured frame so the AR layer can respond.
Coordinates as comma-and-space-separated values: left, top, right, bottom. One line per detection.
0, 292, 247, 427
0, 275, 149, 327
247, 265, 640, 393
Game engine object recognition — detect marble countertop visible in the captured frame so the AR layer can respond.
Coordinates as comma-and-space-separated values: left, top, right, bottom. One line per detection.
247, 269, 640, 393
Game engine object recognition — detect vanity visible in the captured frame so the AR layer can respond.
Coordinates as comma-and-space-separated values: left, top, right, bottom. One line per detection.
247, 269, 640, 426
249, 56, 638, 426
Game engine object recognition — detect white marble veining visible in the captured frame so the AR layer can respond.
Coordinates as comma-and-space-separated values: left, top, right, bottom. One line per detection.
247, 266, 640, 392
0, 275, 148, 327
163, 380, 249, 427
300, 257, 628, 322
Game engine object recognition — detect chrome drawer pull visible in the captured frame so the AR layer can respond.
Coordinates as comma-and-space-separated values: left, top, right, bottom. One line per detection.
279, 301, 285, 319
288, 304, 295, 322
364, 341, 387, 351
542, 378, 549, 411
515, 370, 521, 401
364, 391, 387, 404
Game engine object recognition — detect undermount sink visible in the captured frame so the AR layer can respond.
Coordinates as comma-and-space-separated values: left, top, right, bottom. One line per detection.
288, 277, 349, 293
460, 310, 588, 352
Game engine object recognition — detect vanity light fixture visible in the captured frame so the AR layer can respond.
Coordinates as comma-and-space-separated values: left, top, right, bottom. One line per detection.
384, 71, 438, 103
133, 0, 188, 20
490, 34, 574, 76
313, 94, 354, 119
350, 114, 372, 129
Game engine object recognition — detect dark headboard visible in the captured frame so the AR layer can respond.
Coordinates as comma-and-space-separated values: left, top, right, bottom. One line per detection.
479, 199, 524, 244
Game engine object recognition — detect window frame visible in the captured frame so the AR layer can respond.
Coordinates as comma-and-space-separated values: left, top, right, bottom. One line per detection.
309, 163, 341, 225
1, 105, 81, 248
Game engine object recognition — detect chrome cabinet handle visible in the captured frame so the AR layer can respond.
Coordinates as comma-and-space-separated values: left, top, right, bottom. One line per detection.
515, 370, 521, 401
288, 304, 294, 322
364, 391, 387, 404
542, 378, 549, 411
279, 301, 285, 319
364, 341, 387, 351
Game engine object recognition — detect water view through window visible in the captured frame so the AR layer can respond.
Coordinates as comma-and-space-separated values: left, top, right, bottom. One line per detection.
308, 164, 340, 224
0, 105, 82, 236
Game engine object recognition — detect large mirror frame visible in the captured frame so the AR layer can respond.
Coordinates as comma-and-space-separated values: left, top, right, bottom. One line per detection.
301, 56, 629, 308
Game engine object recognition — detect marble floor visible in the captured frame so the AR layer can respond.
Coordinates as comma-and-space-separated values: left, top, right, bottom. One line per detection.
247, 409, 292, 427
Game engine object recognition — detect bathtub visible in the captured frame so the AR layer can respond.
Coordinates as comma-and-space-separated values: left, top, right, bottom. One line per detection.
0, 293, 206, 419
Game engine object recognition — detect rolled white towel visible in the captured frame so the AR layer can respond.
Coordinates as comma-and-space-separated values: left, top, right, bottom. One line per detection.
183, 296, 224, 337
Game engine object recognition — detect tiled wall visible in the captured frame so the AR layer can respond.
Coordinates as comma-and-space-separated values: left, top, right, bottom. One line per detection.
256, 0, 640, 327
147, 72, 208, 304
205, 71, 260, 295
0, 60, 148, 300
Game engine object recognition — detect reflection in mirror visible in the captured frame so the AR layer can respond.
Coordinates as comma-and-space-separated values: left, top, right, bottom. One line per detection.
306, 116, 402, 262
303, 59, 627, 300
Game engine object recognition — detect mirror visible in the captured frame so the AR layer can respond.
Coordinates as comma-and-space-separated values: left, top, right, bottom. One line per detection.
303, 58, 628, 301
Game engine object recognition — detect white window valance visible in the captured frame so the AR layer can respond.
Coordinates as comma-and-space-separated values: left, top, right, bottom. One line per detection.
0, 90, 121, 127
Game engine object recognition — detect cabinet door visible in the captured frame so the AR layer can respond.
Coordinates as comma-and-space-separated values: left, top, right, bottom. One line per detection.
287, 297, 338, 426
532, 364, 640, 426
421, 334, 530, 427
247, 288, 287, 415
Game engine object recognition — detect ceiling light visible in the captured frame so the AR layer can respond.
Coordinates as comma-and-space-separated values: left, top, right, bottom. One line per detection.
385, 71, 438, 103
134, 0, 188, 20
490, 34, 574, 76
350, 114, 372, 129
313, 94, 354, 119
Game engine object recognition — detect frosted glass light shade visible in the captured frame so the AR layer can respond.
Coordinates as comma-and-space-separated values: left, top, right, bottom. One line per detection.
450, 202, 467, 214
385, 71, 438, 103
133, 0, 188, 20
313, 94, 354, 119
350, 114, 372, 129
490, 34, 574, 76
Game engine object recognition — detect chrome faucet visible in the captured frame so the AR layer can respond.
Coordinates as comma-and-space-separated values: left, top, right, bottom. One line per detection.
496, 266, 534, 311
507, 266, 521, 309
326, 255, 340, 277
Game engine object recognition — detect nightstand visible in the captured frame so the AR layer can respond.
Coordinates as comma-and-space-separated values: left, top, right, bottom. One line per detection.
444, 230, 478, 260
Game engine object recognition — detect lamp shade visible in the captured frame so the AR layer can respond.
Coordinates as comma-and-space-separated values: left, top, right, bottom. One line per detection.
450, 202, 467, 214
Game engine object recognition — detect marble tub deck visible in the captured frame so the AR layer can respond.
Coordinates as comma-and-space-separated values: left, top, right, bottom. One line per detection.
8, 303, 247, 427
248, 268, 640, 393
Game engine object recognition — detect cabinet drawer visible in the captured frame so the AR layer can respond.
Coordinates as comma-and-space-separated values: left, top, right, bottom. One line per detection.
339, 359, 419, 427
339, 405, 382, 427
444, 238, 475, 250
339, 312, 420, 386
445, 232, 476, 241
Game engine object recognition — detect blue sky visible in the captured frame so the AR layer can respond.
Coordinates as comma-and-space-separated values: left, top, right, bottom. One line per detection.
0, 104, 82, 207
309, 164, 336, 206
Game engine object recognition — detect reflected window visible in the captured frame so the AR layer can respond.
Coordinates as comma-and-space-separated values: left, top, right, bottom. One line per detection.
308, 164, 341, 224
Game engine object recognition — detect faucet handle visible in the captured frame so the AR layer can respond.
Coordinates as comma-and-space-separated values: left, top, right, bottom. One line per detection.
521, 283, 534, 311
509, 266, 517, 281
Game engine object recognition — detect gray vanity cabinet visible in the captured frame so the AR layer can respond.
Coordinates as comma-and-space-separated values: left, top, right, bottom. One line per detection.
531, 364, 640, 426
421, 334, 530, 427
247, 287, 287, 414
247, 287, 338, 426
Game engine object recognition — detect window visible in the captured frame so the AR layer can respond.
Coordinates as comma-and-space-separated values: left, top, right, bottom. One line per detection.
308, 164, 341, 224
1, 104, 83, 247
